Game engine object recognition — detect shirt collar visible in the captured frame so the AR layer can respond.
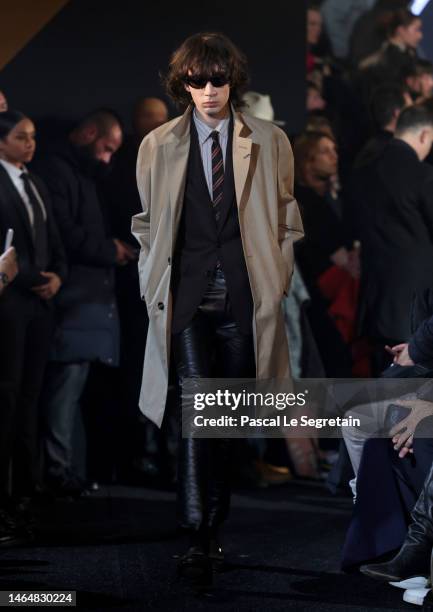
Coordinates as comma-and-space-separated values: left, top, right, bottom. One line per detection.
0, 159, 27, 181
193, 108, 230, 146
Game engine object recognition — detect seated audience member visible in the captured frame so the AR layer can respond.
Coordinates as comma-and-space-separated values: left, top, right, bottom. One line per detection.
402, 59, 433, 103
349, 0, 411, 67
358, 308, 433, 605
0, 111, 67, 543
359, 9, 422, 82
294, 131, 359, 376
307, 1, 367, 161
0, 91, 7, 113
345, 105, 433, 375
354, 83, 411, 168
34, 110, 135, 497
305, 114, 335, 139
343, 298, 433, 479
103, 97, 174, 484
360, 443, 433, 607
307, 81, 326, 114
0, 246, 18, 294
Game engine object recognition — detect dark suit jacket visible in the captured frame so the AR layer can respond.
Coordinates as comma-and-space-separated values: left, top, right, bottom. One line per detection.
0, 164, 67, 306
345, 139, 433, 341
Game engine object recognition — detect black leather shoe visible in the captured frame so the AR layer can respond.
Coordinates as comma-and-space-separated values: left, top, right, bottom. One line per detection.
360, 544, 430, 582
423, 588, 433, 611
177, 545, 213, 587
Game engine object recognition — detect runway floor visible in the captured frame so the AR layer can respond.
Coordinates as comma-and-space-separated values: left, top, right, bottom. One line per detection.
0, 481, 411, 611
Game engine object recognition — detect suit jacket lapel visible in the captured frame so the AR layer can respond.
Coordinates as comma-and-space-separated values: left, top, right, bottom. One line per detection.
0, 164, 34, 250
232, 111, 253, 211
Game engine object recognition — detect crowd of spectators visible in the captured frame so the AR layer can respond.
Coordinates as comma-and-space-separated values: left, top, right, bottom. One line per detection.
1, 2, 433, 604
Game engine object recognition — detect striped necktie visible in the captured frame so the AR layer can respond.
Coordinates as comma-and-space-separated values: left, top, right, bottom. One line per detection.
211, 130, 224, 222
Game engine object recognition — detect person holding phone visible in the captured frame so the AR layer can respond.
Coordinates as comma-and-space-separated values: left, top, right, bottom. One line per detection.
0, 110, 67, 545
0, 246, 18, 294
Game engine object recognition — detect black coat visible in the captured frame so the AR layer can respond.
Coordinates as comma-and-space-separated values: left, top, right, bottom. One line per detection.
33, 143, 120, 365
345, 139, 433, 341
294, 184, 348, 289
0, 164, 67, 307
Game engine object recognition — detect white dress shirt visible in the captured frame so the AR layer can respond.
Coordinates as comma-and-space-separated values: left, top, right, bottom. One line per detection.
0, 159, 47, 225
193, 109, 230, 198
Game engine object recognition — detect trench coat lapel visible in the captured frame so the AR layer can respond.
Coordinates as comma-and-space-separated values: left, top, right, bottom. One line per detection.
166, 108, 192, 244
232, 111, 253, 210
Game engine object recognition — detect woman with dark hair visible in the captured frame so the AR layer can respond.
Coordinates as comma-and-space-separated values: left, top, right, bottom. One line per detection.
294, 131, 361, 376
359, 8, 422, 79
0, 110, 66, 545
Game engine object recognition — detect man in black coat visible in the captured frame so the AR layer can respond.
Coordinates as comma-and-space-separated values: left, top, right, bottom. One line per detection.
34, 109, 135, 495
346, 105, 433, 374
354, 83, 411, 169
0, 111, 67, 544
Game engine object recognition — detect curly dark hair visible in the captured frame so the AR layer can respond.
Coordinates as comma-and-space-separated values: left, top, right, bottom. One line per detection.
163, 32, 249, 110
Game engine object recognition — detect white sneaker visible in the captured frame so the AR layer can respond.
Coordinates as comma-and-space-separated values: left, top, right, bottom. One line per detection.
403, 587, 431, 606
389, 576, 429, 590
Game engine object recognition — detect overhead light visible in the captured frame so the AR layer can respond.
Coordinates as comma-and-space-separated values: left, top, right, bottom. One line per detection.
411, 0, 432, 15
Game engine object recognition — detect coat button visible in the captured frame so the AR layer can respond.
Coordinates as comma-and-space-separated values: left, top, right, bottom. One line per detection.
157, 302, 164, 310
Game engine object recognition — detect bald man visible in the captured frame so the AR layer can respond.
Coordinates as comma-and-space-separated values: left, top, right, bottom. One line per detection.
103, 97, 170, 484
133, 97, 168, 142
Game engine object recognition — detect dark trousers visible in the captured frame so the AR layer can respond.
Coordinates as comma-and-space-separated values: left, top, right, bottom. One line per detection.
172, 268, 254, 535
0, 295, 53, 503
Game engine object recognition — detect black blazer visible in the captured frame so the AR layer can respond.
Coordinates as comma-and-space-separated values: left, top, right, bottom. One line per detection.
171, 116, 253, 335
345, 139, 433, 341
0, 163, 67, 301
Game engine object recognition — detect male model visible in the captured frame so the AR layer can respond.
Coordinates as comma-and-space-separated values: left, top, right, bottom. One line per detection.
132, 32, 303, 584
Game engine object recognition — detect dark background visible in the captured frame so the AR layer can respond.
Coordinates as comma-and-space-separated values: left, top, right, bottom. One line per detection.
0, 0, 306, 134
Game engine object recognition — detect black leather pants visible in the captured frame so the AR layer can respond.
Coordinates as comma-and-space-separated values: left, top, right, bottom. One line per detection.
172, 268, 254, 535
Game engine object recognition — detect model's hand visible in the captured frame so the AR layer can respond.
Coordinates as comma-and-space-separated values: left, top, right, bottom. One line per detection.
114, 239, 137, 266
390, 399, 433, 458
31, 271, 62, 300
0, 246, 18, 284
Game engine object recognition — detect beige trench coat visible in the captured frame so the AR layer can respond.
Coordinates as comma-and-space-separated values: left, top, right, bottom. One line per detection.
132, 106, 304, 427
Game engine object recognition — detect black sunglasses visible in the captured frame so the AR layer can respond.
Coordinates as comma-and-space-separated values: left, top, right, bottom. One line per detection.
184, 74, 229, 89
